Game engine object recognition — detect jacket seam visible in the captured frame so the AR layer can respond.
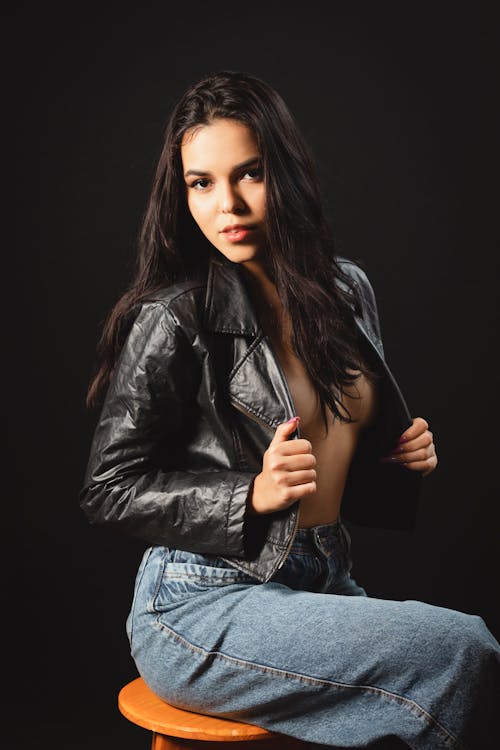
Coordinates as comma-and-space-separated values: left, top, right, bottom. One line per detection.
265, 535, 288, 547
229, 421, 248, 471
229, 333, 265, 380
224, 476, 249, 555
144, 284, 206, 311
224, 478, 233, 550
230, 395, 276, 428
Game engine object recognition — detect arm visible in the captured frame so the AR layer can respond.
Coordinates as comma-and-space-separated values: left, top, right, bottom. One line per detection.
79, 302, 256, 556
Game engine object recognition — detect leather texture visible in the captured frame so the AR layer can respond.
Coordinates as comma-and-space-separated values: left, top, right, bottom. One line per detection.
80, 254, 421, 582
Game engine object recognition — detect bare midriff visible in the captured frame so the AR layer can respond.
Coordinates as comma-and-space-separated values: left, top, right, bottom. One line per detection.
273, 338, 379, 528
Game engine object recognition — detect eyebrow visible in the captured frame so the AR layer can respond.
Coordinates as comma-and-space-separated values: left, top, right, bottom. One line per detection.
184, 156, 260, 178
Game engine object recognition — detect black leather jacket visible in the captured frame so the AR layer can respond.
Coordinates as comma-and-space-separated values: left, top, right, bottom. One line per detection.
80, 254, 421, 582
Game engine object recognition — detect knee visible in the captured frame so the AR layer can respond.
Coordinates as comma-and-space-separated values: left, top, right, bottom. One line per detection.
431, 607, 500, 680
450, 610, 498, 652
408, 602, 498, 665
460, 613, 500, 668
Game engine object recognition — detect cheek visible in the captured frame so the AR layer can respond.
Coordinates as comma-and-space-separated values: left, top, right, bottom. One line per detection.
253, 186, 267, 216
188, 202, 219, 243
187, 197, 208, 230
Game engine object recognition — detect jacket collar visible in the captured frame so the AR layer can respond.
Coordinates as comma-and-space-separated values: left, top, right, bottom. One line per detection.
203, 253, 261, 336
203, 252, 377, 352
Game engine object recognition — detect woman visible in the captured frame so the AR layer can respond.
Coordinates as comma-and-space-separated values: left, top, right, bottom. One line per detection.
80, 70, 499, 749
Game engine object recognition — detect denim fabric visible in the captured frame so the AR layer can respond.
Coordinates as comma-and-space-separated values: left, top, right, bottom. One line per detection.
127, 520, 500, 749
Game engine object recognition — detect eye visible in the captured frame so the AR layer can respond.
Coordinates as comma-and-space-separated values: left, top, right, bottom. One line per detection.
189, 178, 211, 191
242, 167, 263, 181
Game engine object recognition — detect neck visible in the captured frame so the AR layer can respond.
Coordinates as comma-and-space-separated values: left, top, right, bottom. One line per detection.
241, 260, 292, 346
241, 259, 279, 308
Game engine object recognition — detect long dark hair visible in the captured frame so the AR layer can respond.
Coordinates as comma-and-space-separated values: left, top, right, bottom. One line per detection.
86, 70, 380, 424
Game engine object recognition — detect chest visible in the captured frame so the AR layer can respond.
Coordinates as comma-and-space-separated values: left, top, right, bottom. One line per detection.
269, 334, 378, 441
200, 317, 407, 467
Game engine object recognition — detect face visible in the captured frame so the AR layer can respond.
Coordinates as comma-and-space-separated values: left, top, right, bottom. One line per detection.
181, 118, 267, 266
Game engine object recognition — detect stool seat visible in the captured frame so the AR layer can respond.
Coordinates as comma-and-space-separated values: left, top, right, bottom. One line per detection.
118, 677, 306, 748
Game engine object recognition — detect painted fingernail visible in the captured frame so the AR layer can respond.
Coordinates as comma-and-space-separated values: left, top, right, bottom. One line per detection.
380, 456, 400, 463
287, 416, 299, 424
398, 436, 408, 443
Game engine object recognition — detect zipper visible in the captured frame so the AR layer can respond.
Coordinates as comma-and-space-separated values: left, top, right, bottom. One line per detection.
261, 333, 301, 571
275, 507, 300, 570
231, 394, 300, 573
230, 398, 275, 432
231, 333, 302, 574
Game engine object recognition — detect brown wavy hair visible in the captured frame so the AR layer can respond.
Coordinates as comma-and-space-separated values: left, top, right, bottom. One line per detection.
86, 70, 380, 425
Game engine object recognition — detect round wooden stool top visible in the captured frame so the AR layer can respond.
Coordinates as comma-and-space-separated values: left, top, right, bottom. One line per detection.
118, 677, 290, 743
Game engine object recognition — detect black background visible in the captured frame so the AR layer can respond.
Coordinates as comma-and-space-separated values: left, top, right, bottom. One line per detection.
8, 3, 499, 748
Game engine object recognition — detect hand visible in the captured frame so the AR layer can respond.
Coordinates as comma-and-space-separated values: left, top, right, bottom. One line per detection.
380, 416, 438, 478
248, 417, 317, 514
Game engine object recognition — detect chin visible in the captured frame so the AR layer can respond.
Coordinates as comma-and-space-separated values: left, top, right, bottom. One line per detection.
215, 244, 261, 264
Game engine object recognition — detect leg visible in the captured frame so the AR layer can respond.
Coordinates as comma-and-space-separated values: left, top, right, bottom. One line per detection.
128, 546, 500, 750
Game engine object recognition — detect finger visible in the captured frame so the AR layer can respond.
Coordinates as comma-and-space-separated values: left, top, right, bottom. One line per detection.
278, 438, 314, 456
267, 452, 316, 473
286, 469, 317, 487
270, 471, 317, 502
402, 454, 438, 475
399, 446, 435, 464
398, 416, 429, 444
279, 481, 317, 502
380, 445, 435, 465
391, 431, 434, 455
271, 416, 301, 445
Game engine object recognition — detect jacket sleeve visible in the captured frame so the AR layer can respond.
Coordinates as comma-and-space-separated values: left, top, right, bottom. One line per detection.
79, 302, 255, 557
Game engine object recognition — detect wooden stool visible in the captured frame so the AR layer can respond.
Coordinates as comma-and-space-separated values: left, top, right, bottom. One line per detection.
118, 677, 307, 749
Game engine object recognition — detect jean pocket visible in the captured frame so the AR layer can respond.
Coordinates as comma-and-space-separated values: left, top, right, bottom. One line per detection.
153, 549, 255, 611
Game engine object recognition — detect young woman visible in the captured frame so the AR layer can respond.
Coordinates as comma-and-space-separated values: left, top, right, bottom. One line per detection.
80, 70, 499, 749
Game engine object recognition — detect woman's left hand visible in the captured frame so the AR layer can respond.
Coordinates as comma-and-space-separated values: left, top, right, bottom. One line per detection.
380, 416, 438, 478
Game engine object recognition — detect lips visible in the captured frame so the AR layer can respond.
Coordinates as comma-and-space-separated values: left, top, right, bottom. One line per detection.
221, 224, 255, 233
220, 224, 256, 243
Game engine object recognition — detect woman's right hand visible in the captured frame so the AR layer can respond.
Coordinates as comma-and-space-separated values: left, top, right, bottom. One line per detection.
248, 417, 317, 514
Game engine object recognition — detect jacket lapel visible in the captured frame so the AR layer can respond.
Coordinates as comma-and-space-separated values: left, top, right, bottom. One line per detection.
203, 254, 411, 435
203, 255, 292, 428
203, 254, 260, 336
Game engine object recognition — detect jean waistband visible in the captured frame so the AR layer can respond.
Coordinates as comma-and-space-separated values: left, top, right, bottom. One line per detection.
292, 518, 346, 556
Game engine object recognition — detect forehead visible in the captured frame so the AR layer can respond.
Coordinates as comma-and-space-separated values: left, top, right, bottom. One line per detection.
181, 119, 259, 169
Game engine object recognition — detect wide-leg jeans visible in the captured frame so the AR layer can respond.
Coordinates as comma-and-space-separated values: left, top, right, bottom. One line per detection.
126, 520, 500, 749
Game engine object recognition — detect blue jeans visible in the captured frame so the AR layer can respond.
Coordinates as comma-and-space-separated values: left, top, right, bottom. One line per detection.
126, 520, 500, 749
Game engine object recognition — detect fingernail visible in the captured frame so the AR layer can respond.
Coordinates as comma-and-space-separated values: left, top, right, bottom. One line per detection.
380, 456, 400, 463
398, 436, 408, 443
287, 416, 299, 424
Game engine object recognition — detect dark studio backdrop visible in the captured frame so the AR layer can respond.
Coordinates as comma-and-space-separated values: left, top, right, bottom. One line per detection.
8, 3, 499, 748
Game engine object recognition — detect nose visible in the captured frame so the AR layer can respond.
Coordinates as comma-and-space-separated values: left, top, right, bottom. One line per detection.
218, 181, 245, 214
